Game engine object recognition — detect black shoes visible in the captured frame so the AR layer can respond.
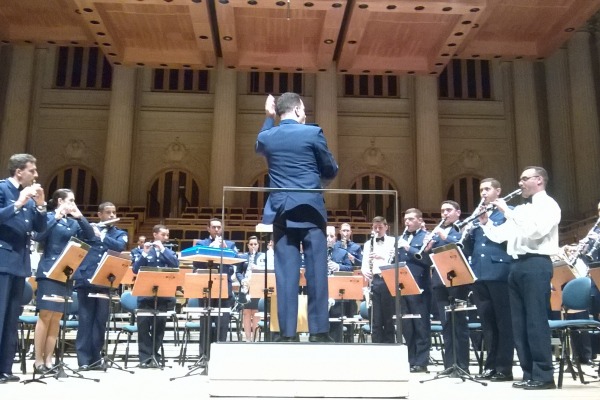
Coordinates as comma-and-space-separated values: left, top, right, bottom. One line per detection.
523, 380, 556, 390
275, 335, 299, 342
308, 333, 334, 343
513, 380, 556, 390
475, 369, 496, 380
410, 365, 428, 373
78, 365, 90, 372
489, 372, 513, 382
33, 363, 50, 375
0, 373, 19, 383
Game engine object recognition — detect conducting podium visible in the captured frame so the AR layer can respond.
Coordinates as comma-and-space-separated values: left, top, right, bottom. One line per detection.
132, 267, 180, 369
87, 250, 133, 373
421, 243, 484, 386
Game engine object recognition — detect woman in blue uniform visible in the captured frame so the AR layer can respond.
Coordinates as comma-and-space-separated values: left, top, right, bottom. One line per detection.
32, 189, 94, 374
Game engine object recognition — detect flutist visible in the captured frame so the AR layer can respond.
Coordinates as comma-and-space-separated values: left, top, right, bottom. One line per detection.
460, 179, 514, 382
361, 216, 396, 343
478, 167, 560, 390
397, 208, 432, 373
73, 202, 128, 371
428, 201, 471, 373
0, 154, 47, 384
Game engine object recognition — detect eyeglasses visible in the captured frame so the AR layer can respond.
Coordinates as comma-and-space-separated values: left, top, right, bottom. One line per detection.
519, 175, 540, 182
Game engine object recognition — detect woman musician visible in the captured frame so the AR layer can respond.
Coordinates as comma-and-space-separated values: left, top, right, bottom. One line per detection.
235, 236, 263, 342
32, 189, 95, 375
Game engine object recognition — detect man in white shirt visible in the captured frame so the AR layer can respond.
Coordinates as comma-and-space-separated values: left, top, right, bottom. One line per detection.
361, 216, 396, 343
479, 166, 560, 390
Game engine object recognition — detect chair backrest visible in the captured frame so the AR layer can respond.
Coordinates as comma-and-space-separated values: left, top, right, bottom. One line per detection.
562, 277, 591, 311
187, 298, 200, 308
21, 281, 34, 306
67, 291, 79, 315
120, 291, 138, 313
258, 298, 264, 313
359, 301, 370, 320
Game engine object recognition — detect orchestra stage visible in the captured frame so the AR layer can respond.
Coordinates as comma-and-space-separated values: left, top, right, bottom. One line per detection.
5, 343, 599, 399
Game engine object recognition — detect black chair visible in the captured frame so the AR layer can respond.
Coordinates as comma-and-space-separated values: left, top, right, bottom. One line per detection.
18, 281, 37, 373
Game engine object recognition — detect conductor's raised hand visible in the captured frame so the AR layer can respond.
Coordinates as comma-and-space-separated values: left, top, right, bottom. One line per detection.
265, 94, 276, 118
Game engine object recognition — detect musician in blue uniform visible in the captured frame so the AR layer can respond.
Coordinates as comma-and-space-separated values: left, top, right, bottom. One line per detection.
326, 226, 354, 342
0, 154, 47, 384
130, 235, 146, 262
192, 218, 240, 342
235, 236, 263, 342
397, 208, 432, 373
133, 224, 179, 367
257, 93, 338, 342
461, 179, 514, 381
334, 223, 363, 267
32, 188, 94, 374
73, 202, 127, 370
427, 200, 471, 373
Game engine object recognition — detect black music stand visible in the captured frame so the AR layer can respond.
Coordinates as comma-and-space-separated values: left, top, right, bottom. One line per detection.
170, 270, 228, 380
23, 238, 99, 384
328, 274, 363, 342
419, 243, 484, 386
256, 223, 275, 341
131, 268, 180, 370
87, 250, 133, 374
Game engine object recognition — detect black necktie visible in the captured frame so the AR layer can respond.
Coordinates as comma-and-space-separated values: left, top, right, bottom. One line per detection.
17, 184, 24, 191
375, 236, 385, 243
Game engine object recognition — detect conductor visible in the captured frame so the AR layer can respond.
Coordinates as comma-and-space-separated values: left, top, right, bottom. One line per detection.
256, 93, 338, 342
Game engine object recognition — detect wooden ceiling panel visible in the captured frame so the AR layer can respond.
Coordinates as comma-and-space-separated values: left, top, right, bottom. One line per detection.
0, 0, 599, 74
0, 0, 93, 44
215, 0, 346, 72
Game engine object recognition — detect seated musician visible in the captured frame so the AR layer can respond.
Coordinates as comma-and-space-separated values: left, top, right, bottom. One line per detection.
326, 226, 355, 342
132, 224, 179, 368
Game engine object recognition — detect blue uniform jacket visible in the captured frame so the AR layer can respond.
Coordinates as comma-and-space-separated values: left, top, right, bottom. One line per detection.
329, 246, 353, 272
73, 225, 128, 288
333, 240, 362, 266
192, 237, 241, 297
34, 212, 95, 278
462, 209, 511, 281
132, 247, 179, 304
256, 118, 338, 229
0, 179, 47, 277
397, 229, 433, 287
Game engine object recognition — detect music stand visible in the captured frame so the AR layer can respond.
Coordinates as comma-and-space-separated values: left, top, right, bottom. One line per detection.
589, 264, 600, 291
380, 263, 423, 297
24, 238, 99, 384
420, 243, 484, 386
170, 271, 228, 380
132, 269, 180, 370
328, 275, 363, 342
87, 250, 133, 374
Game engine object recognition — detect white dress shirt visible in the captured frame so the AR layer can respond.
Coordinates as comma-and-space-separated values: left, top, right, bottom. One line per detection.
361, 235, 396, 275
481, 190, 561, 257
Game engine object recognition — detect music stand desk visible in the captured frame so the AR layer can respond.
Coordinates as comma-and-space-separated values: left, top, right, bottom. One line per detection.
380, 263, 423, 296
183, 272, 229, 300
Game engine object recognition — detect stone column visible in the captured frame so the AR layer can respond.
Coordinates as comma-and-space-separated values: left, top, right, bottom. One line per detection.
568, 30, 600, 213
102, 66, 137, 204
314, 64, 339, 208
0, 45, 35, 167
414, 76, 442, 211
209, 59, 237, 206
512, 60, 542, 170
544, 49, 577, 217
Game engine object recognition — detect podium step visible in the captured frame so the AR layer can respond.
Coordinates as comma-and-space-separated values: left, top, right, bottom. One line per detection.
208, 342, 409, 398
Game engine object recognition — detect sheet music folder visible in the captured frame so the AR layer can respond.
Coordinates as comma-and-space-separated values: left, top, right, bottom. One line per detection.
45, 237, 90, 283
88, 249, 131, 287
430, 243, 476, 287
380, 262, 423, 296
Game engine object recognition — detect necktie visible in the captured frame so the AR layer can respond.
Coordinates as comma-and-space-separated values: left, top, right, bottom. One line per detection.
375, 236, 385, 243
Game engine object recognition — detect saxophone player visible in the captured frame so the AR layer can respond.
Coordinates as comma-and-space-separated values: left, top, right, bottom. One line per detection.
361, 216, 396, 343
397, 208, 432, 373
326, 226, 354, 342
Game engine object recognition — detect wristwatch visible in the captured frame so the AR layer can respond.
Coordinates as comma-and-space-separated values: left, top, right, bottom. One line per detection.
36, 202, 47, 212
